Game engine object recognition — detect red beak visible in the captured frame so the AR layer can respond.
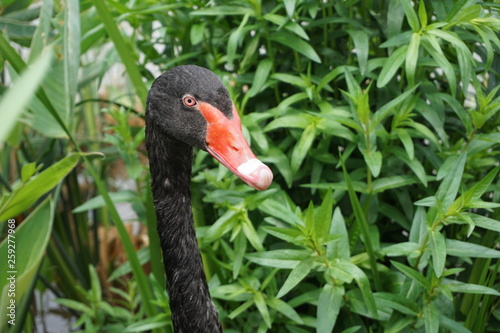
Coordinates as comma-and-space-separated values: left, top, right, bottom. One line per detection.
198, 102, 273, 190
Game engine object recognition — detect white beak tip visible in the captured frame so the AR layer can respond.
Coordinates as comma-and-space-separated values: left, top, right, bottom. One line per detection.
237, 158, 273, 190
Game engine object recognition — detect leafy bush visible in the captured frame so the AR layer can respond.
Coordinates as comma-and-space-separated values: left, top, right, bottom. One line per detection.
0, 0, 499, 332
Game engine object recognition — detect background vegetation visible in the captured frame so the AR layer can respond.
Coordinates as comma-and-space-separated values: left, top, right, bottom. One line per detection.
1, 0, 499, 332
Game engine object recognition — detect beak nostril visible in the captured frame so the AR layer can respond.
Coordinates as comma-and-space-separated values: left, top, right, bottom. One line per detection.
231, 146, 239, 152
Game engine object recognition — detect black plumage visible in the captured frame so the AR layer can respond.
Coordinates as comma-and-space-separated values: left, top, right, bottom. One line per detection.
145, 66, 225, 332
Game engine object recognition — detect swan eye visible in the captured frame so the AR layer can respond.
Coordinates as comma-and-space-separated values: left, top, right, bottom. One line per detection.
182, 95, 197, 107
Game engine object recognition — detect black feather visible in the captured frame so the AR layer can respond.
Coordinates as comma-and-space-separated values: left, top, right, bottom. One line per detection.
145, 65, 225, 333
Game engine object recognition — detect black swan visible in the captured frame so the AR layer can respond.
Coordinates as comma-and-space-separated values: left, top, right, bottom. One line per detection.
145, 65, 273, 332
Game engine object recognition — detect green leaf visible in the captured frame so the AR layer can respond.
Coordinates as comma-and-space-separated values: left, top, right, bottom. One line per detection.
391, 260, 430, 290
248, 58, 273, 97
204, 209, 239, 242
378, 46, 407, 88
190, 22, 206, 45
263, 14, 309, 40
334, 261, 378, 317
340, 152, 380, 290
361, 150, 382, 178
327, 208, 350, 260
347, 29, 369, 75
381, 242, 420, 257
259, 198, 304, 226
267, 298, 303, 323
92, 0, 147, 102
400, 0, 420, 31
264, 113, 315, 132
0, 154, 80, 220
316, 189, 333, 237
453, 166, 499, 209
468, 213, 500, 232
418, 0, 428, 27
72, 190, 140, 213
291, 123, 317, 172
396, 128, 415, 159
374, 292, 420, 315
317, 284, 344, 333
242, 217, 264, 252
246, 249, 311, 269
283, 0, 297, 17
421, 35, 457, 95
190, 5, 254, 16
446, 282, 500, 296
429, 230, 446, 277
424, 302, 439, 333
0, 199, 54, 328
0, 48, 52, 143
405, 32, 421, 87
446, 239, 500, 258
253, 292, 271, 328
435, 153, 466, 213
277, 257, 314, 298
269, 31, 321, 63
54, 299, 92, 314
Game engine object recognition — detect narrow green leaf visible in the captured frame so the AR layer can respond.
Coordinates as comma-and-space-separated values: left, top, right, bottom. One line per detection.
317, 284, 344, 333
271, 73, 309, 88
400, 0, 420, 31
242, 217, 264, 252
347, 29, 369, 75
72, 190, 140, 213
421, 36, 457, 95
246, 249, 310, 269
468, 213, 500, 232
263, 14, 309, 40
374, 292, 420, 315
340, 151, 381, 290
446, 239, 500, 258
253, 292, 271, 328
267, 298, 303, 323
259, 198, 304, 226
0, 199, 54, 328
269, 31, 321, 63
381, 242, 420, 257
54, 299, 92, 314
62, 0, 80, 120
418, 0, 427, 27
424, 302, 439, 333
89, 265, 102, 303
190, 22, 206, 45
435, 153, 466, 212
391, 260, 430, 290
446, 282, 500, 296
248, 58, 273, 97
0, 48, 52, 143
277, 257, 314, 298
334, 261, 378, 317
264, 113, 315, 132
92, 0, 148, 102
377, 45, 408, 88
361, 150, 382, 178
316, 189, 333, 236
291, 123, 317, 172
0, 154, 80, 220
327, 208, 350, 260
430, 230, 446, 277
204, 209, 239, 242
396, 128, 414, 159
405, 32, 421, 87
190, 6, 254, 16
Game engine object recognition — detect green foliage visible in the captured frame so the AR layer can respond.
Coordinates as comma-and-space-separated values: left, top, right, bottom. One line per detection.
1, 0, 499, 332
